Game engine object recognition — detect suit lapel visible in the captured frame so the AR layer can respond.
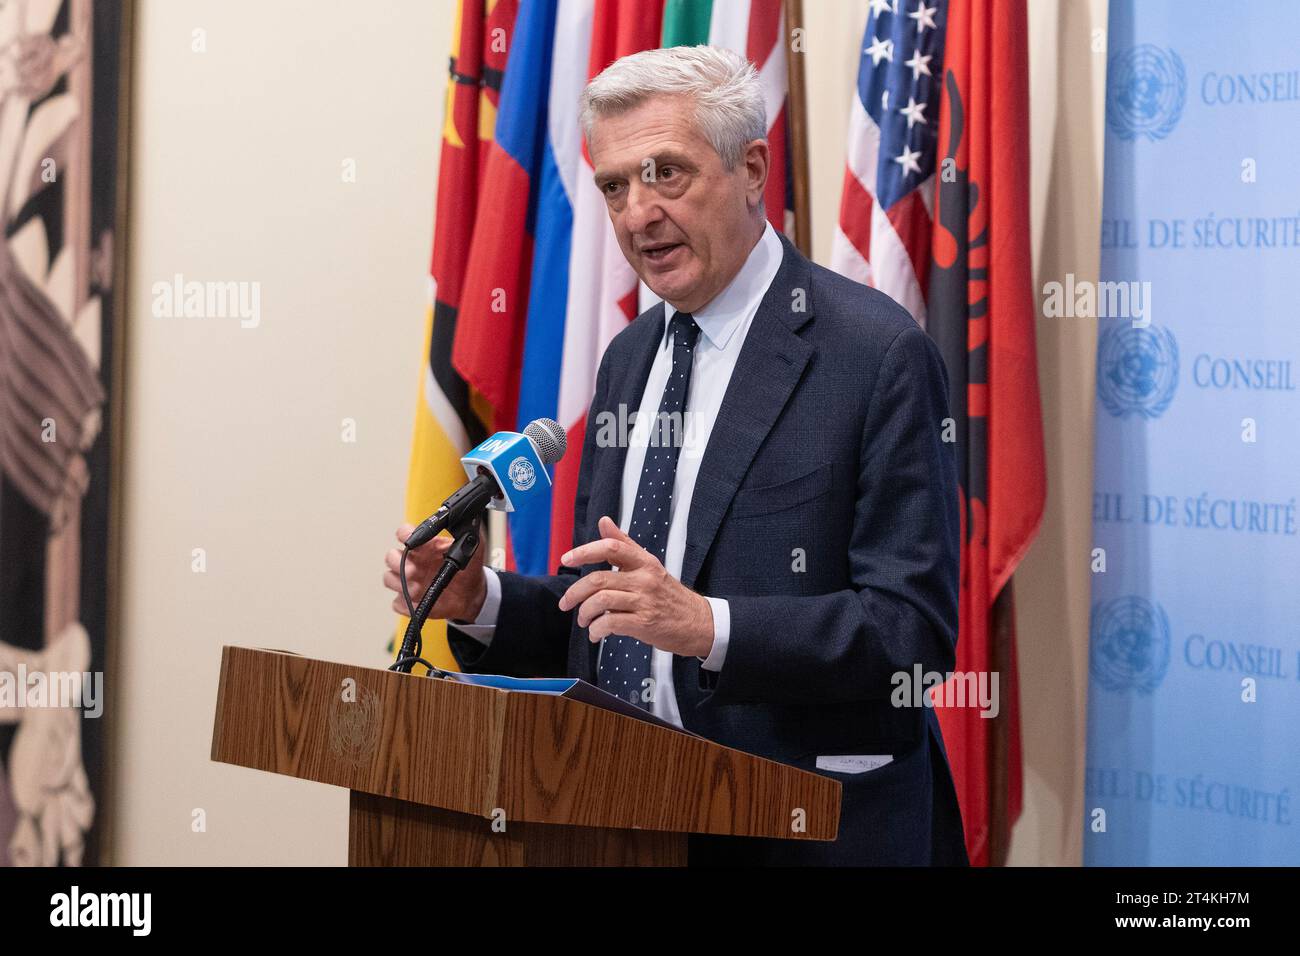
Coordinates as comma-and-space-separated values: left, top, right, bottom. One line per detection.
680, 234, 816, 590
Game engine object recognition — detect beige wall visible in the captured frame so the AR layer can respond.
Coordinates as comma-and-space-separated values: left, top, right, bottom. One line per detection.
114, 0, 448, 864
1011, 0, 1107, 867
112, 0, 1104, 865
801, 0, 870, 266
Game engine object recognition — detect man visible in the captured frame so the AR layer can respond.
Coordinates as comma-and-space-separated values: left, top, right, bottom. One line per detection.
384, 46, 967, 866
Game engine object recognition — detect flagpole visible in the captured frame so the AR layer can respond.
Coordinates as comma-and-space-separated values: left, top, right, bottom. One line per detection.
784, 0, 812, 257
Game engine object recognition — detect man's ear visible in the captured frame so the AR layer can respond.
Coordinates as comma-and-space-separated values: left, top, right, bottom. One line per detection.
743, 138, 770, 208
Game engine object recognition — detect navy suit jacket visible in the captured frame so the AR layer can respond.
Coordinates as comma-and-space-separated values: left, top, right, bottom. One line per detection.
449, 232, 968, 866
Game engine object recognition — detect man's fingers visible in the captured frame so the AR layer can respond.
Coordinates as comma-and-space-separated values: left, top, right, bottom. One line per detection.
561, 536, 645, 571
396, 524, 415, 545
387, 541, 446, 577
597, 514, 635, 544
575, 589, 637, 629
588, 610, 637, 643
557, 569, 621, 611
561, 516, 648, 570
395, 534, 453, 563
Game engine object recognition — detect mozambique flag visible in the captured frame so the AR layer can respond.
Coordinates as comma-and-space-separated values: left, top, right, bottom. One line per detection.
927, 0, 1045, 866
452, 0, 558, 443
392, 0, 518, 671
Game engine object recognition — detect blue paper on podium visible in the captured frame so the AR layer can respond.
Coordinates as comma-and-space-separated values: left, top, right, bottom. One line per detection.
444, 672, 698, 736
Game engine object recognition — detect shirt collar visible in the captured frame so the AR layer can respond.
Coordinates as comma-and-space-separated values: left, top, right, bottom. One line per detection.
661, 221, 784, 351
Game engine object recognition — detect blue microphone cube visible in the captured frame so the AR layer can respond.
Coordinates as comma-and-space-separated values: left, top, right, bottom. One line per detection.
461, 431, 552, 513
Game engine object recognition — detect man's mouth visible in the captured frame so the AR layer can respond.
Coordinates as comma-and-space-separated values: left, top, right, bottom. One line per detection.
640, 242, 684, 264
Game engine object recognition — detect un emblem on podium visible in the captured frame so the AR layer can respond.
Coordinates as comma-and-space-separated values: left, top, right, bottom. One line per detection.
328, 686, 382, 767
1106, 45, 1187, 141
1097, 324, 1179, 419
1090, 596, 1172, 694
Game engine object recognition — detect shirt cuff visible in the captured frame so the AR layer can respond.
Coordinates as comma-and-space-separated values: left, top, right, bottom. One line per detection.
698, 597, 730, 672
449, 566, 501, 646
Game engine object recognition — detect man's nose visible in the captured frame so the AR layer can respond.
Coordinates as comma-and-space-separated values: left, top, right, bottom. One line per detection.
622, 180, 664, 236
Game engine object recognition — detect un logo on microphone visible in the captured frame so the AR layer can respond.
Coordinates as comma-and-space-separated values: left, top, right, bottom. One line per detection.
1090, 596, 1172, 695
507, 456, 536, 492
1106, 45, 1186, 141
1097, 324, 1179, 419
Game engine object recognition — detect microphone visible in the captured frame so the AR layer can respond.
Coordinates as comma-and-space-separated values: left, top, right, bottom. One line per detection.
391, 418, 567, 675
404, 418, 567, 549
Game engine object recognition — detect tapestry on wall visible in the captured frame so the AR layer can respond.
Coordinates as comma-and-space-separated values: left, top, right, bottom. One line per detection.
0, 0, 128, 867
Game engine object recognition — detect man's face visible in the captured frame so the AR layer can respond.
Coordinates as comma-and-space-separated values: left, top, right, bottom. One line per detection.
588, 94, 768, 313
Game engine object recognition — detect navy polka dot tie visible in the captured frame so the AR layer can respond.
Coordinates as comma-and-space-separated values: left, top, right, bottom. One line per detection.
597, 312, 700, 709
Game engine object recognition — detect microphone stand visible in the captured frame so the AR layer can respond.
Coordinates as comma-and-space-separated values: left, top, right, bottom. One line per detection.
390, 511, 484, 675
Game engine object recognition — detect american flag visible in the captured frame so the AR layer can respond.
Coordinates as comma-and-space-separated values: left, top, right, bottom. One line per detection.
832, 0, 947, 328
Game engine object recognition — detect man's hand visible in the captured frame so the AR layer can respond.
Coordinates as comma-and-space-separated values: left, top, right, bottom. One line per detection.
383, 524, 488, 622
557, 516, 714, 658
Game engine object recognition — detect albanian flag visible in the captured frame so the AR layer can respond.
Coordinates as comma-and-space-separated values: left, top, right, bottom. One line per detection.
926, 0, 1045, 867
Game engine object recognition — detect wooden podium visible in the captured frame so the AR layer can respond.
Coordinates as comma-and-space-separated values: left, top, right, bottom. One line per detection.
211, 646, 841, 866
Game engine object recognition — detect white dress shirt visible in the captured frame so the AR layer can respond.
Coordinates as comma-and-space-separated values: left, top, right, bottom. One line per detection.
454, 221, 785, 729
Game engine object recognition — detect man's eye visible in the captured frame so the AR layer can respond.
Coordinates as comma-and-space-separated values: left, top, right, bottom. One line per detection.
659, 166, 676, 179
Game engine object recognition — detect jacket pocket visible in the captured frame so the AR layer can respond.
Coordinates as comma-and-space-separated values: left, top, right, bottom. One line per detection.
729, 462, 833, 518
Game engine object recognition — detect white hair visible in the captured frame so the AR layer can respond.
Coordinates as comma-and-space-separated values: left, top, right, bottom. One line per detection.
579, 46, 766, 170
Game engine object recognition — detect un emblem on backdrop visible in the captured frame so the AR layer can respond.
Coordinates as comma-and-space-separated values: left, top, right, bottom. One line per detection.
1097, 324, 1179, 419
1089, 596, 1172, 694
1106, 45, 1187, 141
